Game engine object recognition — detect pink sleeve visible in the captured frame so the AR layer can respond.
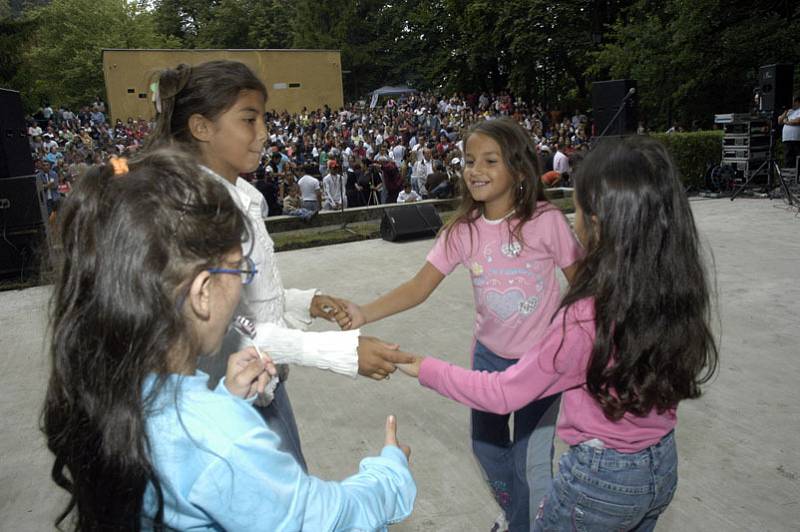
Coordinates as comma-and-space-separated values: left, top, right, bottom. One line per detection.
541, 209, 583, 269
418, 300, 595, 414
425, 226, 464, 276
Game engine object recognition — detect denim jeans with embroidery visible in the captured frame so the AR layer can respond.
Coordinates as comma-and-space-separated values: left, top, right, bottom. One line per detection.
471, 341, 560, 532
533, 431, 677, 532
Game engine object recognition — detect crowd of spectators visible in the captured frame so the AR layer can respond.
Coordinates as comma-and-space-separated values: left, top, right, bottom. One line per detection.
27, 91, 593, 218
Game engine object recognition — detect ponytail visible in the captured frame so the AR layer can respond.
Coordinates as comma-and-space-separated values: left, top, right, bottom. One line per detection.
147, 64, 193, 148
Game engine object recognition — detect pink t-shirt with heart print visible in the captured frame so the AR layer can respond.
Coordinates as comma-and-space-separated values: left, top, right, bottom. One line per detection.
426, 203, 582, 359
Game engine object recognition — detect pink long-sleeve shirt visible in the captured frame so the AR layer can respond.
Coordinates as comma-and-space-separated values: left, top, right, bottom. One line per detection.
419, 298, 677, 453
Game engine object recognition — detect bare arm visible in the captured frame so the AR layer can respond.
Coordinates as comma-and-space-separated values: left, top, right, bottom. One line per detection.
340, 262, 445, 330
562, 262, 579, 285
363, 261, 445, 322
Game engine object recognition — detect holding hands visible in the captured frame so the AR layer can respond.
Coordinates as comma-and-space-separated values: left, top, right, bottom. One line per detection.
310, 294, 350, 323
312, 294, 420, 380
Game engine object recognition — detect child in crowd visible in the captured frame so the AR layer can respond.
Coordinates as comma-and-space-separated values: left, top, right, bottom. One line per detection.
283, 183, 317, 221
339, 118, 582, 531
42, 149, 415, 531
398, 136, 719, 531
397, 181, 422, 203
146, 60, 413, 470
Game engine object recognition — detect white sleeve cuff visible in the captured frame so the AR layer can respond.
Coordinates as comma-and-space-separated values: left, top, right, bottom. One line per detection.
283, 288, 318, 330
254, 322, 360, 378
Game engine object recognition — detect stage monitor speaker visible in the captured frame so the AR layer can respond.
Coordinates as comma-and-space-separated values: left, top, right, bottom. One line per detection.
591, 79, 638, 136
758, 64, 794, 114
0, 89, 35, 179
0, 174, 49, 279
380, 204, 443, 242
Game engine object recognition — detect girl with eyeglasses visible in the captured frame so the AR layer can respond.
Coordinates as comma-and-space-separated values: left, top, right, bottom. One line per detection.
42, 148, 416, 531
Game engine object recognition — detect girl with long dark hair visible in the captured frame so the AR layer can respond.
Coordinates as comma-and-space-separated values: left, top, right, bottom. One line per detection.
42, 149, 415, 531
398, 135, 719, 530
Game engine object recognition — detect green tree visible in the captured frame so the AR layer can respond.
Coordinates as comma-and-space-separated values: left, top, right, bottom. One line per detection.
595, 0, 800, 129
19, 0, 178, 109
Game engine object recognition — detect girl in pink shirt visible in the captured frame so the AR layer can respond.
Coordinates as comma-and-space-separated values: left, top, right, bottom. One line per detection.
400, 136, 719, 531
339, 118, 582, 531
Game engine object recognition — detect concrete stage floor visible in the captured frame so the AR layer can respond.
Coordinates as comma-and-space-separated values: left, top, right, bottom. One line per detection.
1, 198, 798, 531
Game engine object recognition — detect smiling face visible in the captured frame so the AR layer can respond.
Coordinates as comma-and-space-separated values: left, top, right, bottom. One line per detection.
195, 89, 267, 182
463, 132, 517, 218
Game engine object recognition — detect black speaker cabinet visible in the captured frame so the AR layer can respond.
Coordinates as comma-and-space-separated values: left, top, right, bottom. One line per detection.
0, 89, 35, 179
591, 79, 638, 136
758, 64, 794, 114
380, 204, 443, 242
0, 174, 49, 278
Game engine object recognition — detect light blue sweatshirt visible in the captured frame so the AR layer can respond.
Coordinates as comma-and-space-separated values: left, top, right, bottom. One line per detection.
142, 371, 415, 531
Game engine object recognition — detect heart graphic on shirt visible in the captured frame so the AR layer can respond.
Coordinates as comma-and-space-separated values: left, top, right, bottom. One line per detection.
484, 288, 526, 321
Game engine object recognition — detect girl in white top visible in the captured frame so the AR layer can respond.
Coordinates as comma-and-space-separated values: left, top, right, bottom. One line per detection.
148, 60, 414, 469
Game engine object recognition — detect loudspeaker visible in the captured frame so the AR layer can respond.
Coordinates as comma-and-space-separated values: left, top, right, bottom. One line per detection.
0, 174, 49, 279
380, 204, 443, 242
591, 79, 638, 136
758, 64, 794, 114
0, 89, 35, 178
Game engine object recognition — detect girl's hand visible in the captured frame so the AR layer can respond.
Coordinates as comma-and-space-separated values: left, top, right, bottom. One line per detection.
357, 336, 416, 380
225, 347, 277, 399
396, 356, 424, 378
333, 298, 366, 330
310, 294, 349, 323
384, 414, 411, 462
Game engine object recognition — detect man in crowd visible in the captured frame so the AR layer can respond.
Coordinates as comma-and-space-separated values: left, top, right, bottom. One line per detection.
778, 95, 800, 174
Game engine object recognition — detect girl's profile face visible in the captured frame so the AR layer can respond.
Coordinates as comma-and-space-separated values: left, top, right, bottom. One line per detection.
463, 132, 516, 214
200, 90, 267, 181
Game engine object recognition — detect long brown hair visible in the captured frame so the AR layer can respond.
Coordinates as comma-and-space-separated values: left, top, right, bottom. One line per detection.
560, 136, 718, 420
441, 117, 549, 253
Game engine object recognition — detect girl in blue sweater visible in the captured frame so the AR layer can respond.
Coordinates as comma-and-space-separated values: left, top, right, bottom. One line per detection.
42, 148, 415, 531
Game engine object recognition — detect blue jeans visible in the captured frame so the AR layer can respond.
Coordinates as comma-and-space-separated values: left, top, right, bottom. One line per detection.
471, 341, 560, 532
533, 431, 678, 531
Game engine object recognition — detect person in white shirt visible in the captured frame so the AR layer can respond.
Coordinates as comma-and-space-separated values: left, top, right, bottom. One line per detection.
411, 148, 433, 195
297, 164, 322, 211
322, 160, 348, 210
397, 182, 422, 203
778, 95, 800, 171
392, 142, 406, 166
553, 144, 570, 176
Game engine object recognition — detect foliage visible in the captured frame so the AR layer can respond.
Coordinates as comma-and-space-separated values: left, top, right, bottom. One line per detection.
15, 0, 178, 109
5, 0, 800, 124
651, 131, 724, 187
595, 0, 800, 130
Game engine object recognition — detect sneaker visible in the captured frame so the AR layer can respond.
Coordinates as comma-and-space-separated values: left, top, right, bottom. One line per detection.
490, 512, 509, 532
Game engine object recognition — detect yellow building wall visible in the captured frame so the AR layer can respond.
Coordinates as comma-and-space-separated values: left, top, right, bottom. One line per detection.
102, 49, 343, 123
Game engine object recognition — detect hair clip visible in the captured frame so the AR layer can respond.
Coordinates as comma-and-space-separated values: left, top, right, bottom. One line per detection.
150, 80, 162, 114
110, 156, 129, 176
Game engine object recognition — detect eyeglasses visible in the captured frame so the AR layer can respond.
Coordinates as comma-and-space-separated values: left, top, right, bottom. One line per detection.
207, 256, 258, 285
